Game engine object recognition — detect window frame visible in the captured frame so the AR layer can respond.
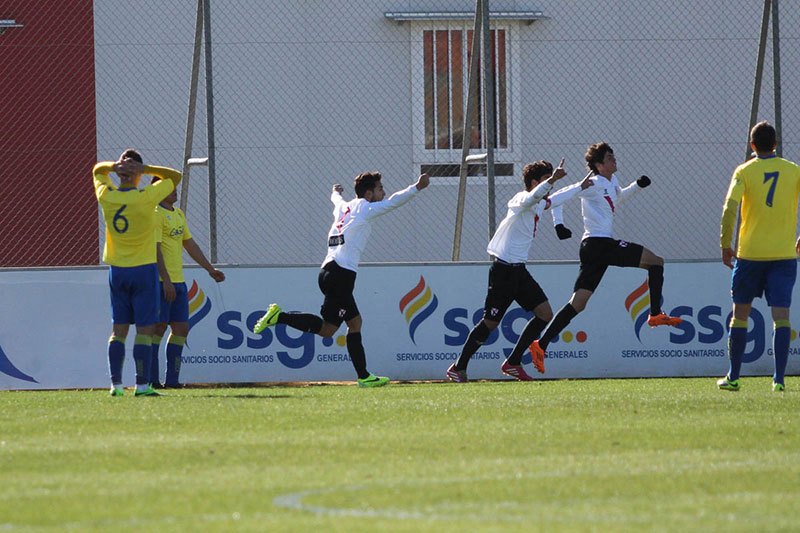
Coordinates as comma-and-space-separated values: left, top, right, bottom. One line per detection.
410, 20, 522, 166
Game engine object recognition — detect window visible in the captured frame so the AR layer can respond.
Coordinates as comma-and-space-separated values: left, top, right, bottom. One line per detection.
412, 22, 519, 165
423, 28, 508, 150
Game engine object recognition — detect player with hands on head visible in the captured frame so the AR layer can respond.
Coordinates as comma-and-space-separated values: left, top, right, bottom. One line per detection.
253, 171, 430, 387
446, 158, 587, 382
93, 149, 182, 397
529, 143, 682, 374
151, 177, 225, 388
718, 120, 800, 392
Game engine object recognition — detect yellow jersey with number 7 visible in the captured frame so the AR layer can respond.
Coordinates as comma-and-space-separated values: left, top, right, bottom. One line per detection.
93, 162, 181, 267
721, 155, 800, 260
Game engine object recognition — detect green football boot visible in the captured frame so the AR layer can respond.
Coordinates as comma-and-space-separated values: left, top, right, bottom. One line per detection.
357, 374, 390, 388
717, 376, 741, 391
773, 381, 786, 392
254, 303, 282, 333
134, 385, 161, 397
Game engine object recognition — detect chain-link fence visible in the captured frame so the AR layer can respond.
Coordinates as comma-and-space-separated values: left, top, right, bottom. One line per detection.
2, 0, 798, 267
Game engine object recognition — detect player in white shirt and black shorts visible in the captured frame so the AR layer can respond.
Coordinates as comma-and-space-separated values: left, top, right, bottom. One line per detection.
253, 171, 429, 387
446, 158, 590, 382
529, 143, 683, 372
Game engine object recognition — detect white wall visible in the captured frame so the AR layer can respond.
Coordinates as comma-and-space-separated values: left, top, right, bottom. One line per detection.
93, 1, 800, 264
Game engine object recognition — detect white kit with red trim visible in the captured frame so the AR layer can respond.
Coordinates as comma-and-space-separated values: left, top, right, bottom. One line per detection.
323, 184, 419, 272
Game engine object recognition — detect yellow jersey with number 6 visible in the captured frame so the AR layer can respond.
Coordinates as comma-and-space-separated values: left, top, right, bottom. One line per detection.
721, 155, 800, 260
93, 162, 180, 267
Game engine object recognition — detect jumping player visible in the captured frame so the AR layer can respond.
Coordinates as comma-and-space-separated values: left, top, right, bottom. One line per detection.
718, 121, 800, 392
151, 178, 225, 388
446, 158, 589, 382
253, 172, 430, 387
93, 150, 181, 397
529, 143, 682, 373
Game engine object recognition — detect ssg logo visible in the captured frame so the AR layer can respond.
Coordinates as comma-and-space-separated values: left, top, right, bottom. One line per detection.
624, 281, 796, 363
399, 276, 438, 344
625, 280, 653, 341
188, 280, 212, 332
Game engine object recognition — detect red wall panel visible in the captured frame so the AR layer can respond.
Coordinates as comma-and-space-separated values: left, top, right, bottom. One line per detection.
0, 0, 98, 266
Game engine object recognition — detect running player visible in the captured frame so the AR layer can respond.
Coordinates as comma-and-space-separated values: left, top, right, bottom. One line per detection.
151, 178, 225, 388
529, 143, 682, 373
718, 121, 800, 392
446, 158, 590, 382
93, 150, 181, 397
253, 172, 430, 387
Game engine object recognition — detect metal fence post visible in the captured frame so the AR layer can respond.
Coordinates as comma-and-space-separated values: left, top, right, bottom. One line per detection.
480, 0, 497, 240
452, 0, 484, 261
203, 0, 218, 263
180, 0, 204, 213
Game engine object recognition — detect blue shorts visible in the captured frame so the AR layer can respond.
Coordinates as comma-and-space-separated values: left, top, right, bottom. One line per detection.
731, 258, 797, 307
109, 263, 160, 326
159, 281, 189, 323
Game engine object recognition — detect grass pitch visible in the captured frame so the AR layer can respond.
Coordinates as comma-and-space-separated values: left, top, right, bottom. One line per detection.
1, 377, 798, 532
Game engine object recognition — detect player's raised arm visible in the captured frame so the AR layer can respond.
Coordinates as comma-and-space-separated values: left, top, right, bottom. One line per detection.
92, 161, 116, 197
415, 173, 430, 191
548, 170, 595, 209
145, 164, 182, 187
365, 173, 428, 219
331, 184, 345, 206
617, 174, 649, 205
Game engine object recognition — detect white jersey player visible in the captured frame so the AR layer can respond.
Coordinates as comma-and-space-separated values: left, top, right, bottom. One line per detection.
529, 143, 683, 374
253, 171, 429, 387
447, 158, 587, 383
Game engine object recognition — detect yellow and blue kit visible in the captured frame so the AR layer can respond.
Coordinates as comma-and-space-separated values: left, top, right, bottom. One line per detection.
94, 162, 181, 325
156, 204, 192, 323
721, 154, 800, 260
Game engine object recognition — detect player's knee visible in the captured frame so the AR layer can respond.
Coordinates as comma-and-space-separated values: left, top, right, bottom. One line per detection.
537, 308, 554, 323
570, 297, 588, 313
482, 318, 500, 331
642, 250, 664, 267
319, 323, 339, 338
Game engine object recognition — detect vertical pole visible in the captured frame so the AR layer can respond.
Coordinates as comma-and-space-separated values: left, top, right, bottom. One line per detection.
481, 0, 497, 239
772, 0, 782, 157
180, 0, 204, 213
746, 0, 771, 160
203, 0, 218, 263
452, 0, 483, 261
736, 0, 772, 255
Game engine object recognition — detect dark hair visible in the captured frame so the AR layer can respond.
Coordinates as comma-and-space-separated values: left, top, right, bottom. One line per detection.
354, 172, 382, 198
750, 121, 777, 153
522, 161, 553, 190
584, 142, 613, 173
120, 148, 143, 163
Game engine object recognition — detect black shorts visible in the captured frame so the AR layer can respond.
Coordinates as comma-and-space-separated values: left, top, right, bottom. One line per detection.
483, 260, 548, 321
574, 237, 644, 292
318, 261, 360, 326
